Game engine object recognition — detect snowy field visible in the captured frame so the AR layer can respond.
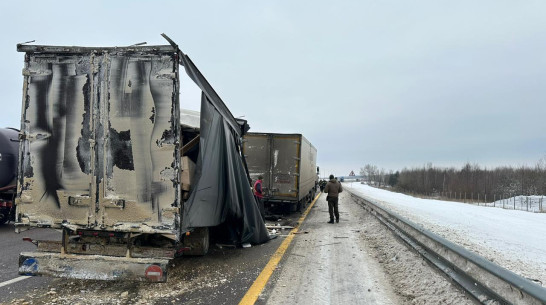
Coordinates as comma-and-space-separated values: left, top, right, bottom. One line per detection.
488, 195, 544, 213
344, 183, 546, 286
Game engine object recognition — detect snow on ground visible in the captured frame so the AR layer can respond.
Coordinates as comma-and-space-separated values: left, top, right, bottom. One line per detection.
344, 183, 546, 286
488, 195, 544, 213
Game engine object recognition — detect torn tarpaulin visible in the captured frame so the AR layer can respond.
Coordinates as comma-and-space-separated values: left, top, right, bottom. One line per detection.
181, 95, 270, 245
161, 33, 268, 244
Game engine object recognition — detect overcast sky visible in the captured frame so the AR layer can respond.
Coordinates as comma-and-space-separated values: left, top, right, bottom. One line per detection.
1, 1, 545, 177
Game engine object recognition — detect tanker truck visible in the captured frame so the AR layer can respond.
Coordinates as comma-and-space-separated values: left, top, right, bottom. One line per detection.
15, 35, 269, 282
0, 127, 18, 224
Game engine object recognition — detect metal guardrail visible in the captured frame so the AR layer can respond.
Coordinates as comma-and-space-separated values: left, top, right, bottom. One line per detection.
348, 191, 546, 305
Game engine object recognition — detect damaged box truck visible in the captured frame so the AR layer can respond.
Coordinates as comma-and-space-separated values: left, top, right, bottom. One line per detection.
243, 133, 318, 212
15, 36, 269, 282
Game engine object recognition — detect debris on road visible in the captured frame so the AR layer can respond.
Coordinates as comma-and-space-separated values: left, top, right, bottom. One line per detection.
265, 225, 295, 230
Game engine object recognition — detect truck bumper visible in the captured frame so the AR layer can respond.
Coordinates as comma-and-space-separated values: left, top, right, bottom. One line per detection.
19, 252, 169, 282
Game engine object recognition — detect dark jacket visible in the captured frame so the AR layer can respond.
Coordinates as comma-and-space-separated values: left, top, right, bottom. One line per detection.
323, 178, 343, 197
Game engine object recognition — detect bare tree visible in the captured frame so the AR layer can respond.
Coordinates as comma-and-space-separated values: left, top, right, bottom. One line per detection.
363, 160, 546, 199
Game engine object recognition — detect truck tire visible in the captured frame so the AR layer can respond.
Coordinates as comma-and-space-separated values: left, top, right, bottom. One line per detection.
182, 227, 210, 256
0, 207, 10, 225
296, 197, 307, 212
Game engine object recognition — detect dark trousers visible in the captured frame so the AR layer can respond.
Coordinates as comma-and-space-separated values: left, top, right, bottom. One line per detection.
327, 196, 339, 221
255, 196, 265, 221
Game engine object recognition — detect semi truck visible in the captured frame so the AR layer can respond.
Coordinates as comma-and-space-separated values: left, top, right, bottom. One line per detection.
15, 35, 268, 282
242, 133, 318, 212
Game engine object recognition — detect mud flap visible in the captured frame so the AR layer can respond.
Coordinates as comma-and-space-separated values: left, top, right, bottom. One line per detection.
181, 227, 210, 256
19, 252, 169, 282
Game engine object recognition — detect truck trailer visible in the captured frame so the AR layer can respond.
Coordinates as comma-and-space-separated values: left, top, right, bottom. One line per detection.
243, 133, 318, 212
15, 35, 269, 282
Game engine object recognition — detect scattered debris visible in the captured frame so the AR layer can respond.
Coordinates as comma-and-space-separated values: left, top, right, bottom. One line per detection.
266, 225, 295, 230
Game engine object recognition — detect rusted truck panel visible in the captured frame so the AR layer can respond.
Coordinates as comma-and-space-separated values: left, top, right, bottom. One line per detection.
16, 45, 180, 236
15, 45, 181, 282
243, 133, 318, 210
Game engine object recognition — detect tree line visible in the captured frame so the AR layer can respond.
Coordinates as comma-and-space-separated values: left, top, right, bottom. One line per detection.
360, 159, 546, 200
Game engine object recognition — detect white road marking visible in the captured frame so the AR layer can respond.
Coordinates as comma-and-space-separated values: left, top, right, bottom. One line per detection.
0, 276, 32, 288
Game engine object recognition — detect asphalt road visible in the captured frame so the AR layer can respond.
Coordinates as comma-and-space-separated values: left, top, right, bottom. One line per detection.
0, 213, 302, 305
0, 223, 58, 303
0, 194, 471, 305
260, 192, 471, 304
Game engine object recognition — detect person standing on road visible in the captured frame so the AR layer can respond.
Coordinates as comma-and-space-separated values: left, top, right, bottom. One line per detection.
253, 175, 266, 221
323, 174, 343, 223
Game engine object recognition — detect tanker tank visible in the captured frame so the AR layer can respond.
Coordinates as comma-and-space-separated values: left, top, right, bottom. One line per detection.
0, 128, 19, 188
0, 127, 19, 224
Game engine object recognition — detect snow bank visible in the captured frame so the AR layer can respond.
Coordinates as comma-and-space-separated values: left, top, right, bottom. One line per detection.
344, 183, 546, 286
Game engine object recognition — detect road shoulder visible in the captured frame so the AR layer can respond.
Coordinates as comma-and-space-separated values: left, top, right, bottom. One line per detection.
261, 192, 401, 304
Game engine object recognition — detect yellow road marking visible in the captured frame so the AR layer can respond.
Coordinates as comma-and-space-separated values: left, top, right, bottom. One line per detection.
238, 192, 322, 305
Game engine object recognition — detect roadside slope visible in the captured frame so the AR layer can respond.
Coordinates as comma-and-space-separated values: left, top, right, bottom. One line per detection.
346, 183, 546, 286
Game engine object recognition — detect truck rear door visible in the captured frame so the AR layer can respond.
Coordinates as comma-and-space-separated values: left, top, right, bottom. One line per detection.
270, 134, 300, 199
243, 134, 271, 192
17, 46, 180, 234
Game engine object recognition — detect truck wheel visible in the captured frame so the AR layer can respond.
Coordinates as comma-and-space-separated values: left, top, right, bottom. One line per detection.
0, 208, 9, 225
183, 227, 210, 256
297, 198, 307, 212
